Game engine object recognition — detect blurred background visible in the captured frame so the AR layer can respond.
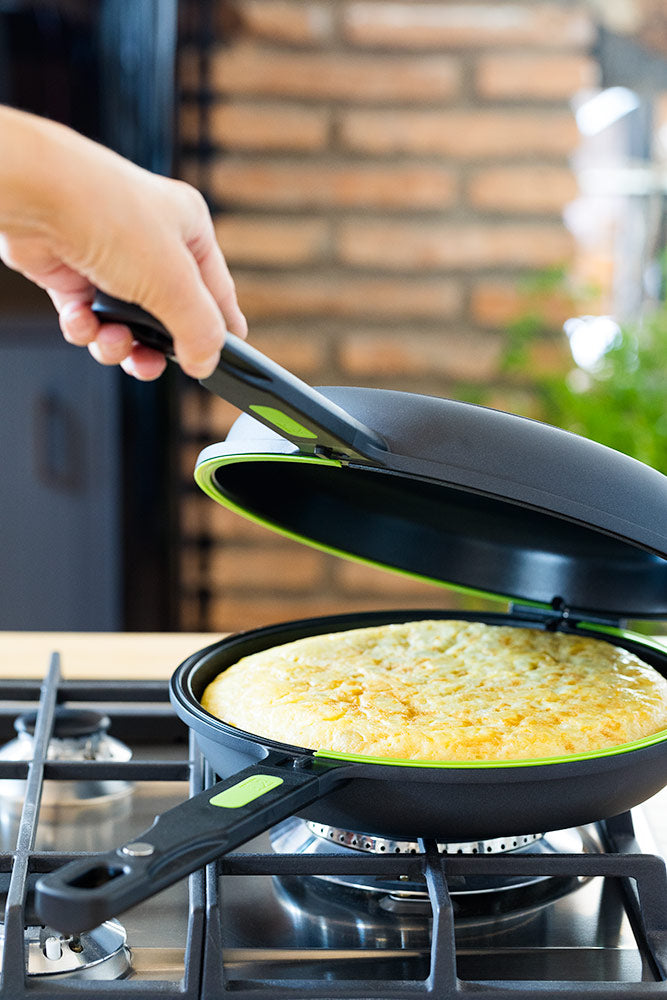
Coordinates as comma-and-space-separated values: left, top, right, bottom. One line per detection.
1, 0, 666, 633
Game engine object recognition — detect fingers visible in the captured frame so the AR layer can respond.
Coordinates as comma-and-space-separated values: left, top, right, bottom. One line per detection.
187, 217, 248, 340
139, 247, 229, 380
87, 322, 135, 366
58, 299, 98, 346
58, 298, 166, 380
120, 343, 167, 381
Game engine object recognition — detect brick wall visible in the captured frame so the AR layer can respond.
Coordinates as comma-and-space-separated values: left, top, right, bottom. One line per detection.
176, 0, 598, 633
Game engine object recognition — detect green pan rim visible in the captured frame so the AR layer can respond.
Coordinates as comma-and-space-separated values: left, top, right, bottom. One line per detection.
313, 726, 667, 769
195, 451, 667, 770
194, 451, 527, 610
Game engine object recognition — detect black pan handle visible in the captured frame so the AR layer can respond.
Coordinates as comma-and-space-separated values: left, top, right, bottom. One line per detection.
34, 752, 349, 935
92, 291, 388, 464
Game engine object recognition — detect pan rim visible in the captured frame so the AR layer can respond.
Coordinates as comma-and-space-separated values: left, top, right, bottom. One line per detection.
171, 611, 667, 773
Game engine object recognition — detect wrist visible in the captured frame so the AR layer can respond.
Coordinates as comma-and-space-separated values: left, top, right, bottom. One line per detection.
0, 106, 62, 236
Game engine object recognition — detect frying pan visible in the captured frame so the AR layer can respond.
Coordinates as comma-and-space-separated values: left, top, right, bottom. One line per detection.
34, 293, 667, 935
34, 610, 667, 936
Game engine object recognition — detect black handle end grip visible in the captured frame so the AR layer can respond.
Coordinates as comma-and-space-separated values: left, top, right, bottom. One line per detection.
92, 291, 175, 357
35, 852, 150, 935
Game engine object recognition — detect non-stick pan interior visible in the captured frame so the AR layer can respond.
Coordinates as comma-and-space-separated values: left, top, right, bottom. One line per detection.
205, 458, 667, 618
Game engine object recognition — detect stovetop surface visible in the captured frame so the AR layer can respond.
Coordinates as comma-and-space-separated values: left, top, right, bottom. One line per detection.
0, 654, 665, 998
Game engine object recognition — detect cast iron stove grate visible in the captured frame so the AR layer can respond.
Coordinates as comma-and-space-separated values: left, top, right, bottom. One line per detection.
0, 653, 204, 999
202, 810, 667, 999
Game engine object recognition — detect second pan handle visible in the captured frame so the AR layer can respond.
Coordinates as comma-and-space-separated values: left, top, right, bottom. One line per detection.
35, 751, 351, 935
92, 291, 388, 464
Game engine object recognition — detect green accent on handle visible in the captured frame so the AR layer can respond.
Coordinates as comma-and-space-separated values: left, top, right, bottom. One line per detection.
209, 774, 283, 808
249, 405, 318, 440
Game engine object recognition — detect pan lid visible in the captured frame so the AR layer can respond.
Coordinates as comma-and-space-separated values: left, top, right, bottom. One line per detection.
195, 385, 667, 622
86, 294, 666, 621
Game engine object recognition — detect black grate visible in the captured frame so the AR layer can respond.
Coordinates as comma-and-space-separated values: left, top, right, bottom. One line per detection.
201, 824, 667, 999
0, 654, 205, 998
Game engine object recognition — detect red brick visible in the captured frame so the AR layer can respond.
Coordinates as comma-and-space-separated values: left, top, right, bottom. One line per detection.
338, 329, 504, 381
467, 166, 579, 214
333, 560, 452, 598
214, 215, 329, 266
197, 502, 271, 543
343, 3, 594, 49
181, 441, 205, 481
234, 272, 462, 320
470, 280, 581, 327
340, 108, 579, 159
180, 546, 205, 590
483, 388, 545, 421
177, 158, 205, 190
178, 596, 206, 632
208, 592, 459, 634
180, 495, 211, 540
209, 160, 458, 210
207, 545, 325, 591
246, 329, 328, 376
525, 337, 573, 377
208, 42, 461, 103
475, 53, 598, 100
178, 45, 200, 92
180, 384, 210, 436
235, 0, 335, 45
207, 593, 347, 633
337, 221, 574, 270
207, 101, 330, 152
179, 102, 201, 145
205, 397, 243, 439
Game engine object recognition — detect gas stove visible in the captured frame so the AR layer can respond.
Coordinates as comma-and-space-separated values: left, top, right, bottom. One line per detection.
1, 651, 666, 998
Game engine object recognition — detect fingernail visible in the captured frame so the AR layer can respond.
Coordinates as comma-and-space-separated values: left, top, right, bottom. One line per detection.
185, 351, 221, 379
234, 313, 249, 338
120, 356, 138, 378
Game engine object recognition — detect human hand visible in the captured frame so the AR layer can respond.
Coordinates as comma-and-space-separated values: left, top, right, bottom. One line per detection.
0, 106, 247, 380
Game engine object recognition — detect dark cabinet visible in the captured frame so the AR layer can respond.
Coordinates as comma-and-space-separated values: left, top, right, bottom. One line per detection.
0, 0, 180, 629
0, 318, 122, 629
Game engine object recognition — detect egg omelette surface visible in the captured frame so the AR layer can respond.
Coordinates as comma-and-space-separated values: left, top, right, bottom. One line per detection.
200, 620, 667, 762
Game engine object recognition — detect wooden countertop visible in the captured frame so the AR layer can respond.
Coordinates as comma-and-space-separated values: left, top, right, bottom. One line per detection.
1, 630, 663, 680
0, 632, 222, 679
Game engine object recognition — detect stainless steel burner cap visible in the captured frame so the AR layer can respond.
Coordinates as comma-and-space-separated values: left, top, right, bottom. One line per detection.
0, 919, 130, 980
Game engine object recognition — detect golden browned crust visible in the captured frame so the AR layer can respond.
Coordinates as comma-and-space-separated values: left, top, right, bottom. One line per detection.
200, 620, 667, 762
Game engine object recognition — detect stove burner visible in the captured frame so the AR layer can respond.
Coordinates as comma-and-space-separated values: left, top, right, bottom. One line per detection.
0, 707, 134, 852
4, 707, 133, 770
0, 919, 130, 980
305, 821, 544, 855
271, 817, 601, 918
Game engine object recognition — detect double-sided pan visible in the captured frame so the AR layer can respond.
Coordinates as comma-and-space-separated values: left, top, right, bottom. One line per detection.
34, 293, 667, 935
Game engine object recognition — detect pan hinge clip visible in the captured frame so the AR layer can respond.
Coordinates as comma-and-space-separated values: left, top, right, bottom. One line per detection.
313, 445, 375, 467
509, 600, 623, 631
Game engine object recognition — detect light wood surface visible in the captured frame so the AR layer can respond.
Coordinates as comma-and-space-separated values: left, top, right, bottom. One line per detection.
0, 632, 222, 679
1, 631, 663, 681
